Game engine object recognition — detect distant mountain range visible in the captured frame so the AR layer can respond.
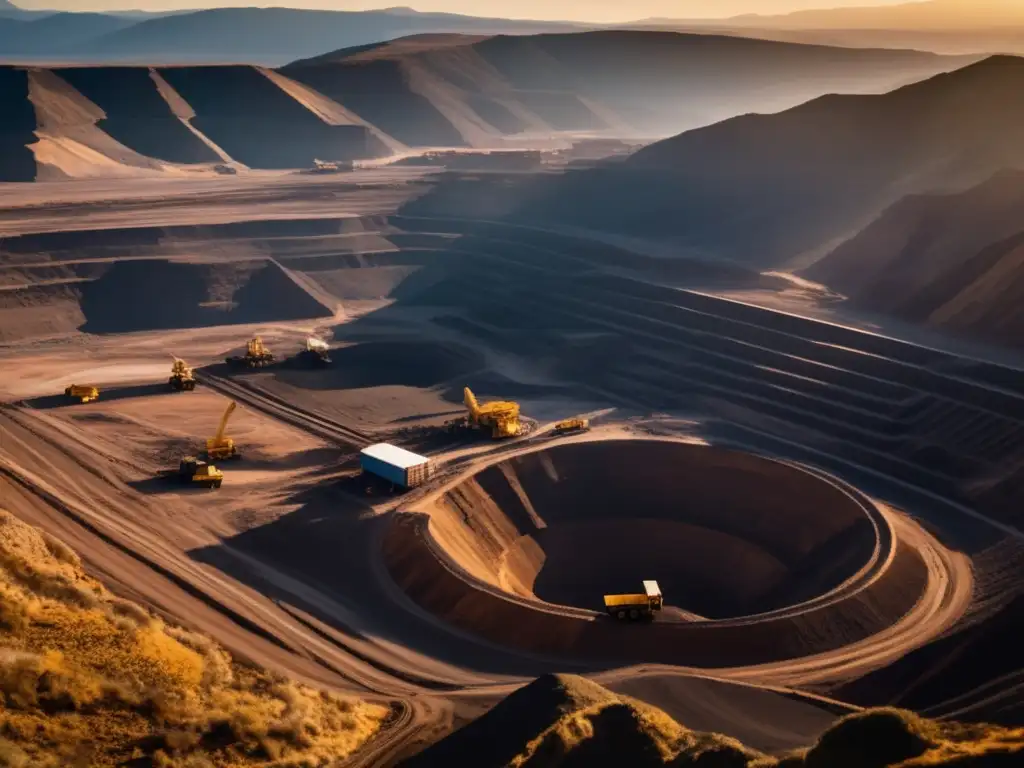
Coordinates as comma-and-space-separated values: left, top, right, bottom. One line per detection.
284, 31, 968, 141
0, 6, 580, 65
0, 30, 969, 182
504, 56, 1024, 267
643, 0, 1024, 56
673, 0, 1024, 31
3, 1, 1024, 65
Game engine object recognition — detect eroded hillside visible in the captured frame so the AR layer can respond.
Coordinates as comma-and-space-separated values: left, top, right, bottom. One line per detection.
509, 55, 1024, 268
806, 170, 1024, 350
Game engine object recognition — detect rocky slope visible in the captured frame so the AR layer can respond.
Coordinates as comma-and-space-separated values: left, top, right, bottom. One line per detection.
286, 31, 967, 141
509, 55, 1024, 268
805, 170, 1024, 350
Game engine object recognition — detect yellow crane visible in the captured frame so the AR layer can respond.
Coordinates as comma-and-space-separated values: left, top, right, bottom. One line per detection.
169, 358, 196, 391
463, 387, 521, 439
205, 400, 239, 461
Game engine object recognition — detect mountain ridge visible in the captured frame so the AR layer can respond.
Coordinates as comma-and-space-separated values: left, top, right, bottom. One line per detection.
0, 30, 969, 181
0, 6, 582, 65
504, 54, 1024, 268
659, 0, 1024, 31
806, 168, 1024, 349
284, 30, 969, 141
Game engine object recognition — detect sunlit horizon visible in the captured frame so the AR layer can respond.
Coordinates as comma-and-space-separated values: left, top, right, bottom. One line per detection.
9, 0, 926, 24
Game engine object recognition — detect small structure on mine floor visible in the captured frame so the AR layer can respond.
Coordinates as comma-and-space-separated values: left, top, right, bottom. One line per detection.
360, 443, 434, 490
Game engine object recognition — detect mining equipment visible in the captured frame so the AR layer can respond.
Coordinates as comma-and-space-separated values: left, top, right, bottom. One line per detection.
64, 384, 99, 403
553, 417, 590, 435
360, 443, 435, 490
604, 581, 663, 622
205, 401, 239, 461
225, 337, 275, 368
305, 159, 354, 174
169, 358, 197, 391
178, 456, 223, 489
296, 337, 332, 367
463, 387, 522, 439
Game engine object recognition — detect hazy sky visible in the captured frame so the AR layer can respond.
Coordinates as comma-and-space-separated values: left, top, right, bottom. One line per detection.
13, 1, 919, 23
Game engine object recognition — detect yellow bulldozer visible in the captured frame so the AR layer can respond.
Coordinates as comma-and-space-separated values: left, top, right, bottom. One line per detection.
169, 358, 197, 391
178, 456, 223, 489
64, 384, 99, 403
205, 401, 239, 461
462, 387, 521, 439
226, 337, 275, 368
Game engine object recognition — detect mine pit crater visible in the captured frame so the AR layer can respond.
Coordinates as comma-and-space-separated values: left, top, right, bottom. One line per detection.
432, 439, 879, 622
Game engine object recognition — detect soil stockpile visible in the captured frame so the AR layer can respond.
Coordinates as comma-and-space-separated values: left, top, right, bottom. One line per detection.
403, 674, 1024, 767
78, 259, 333, 333
157, 66, 386, 168
56, 67, 220, 165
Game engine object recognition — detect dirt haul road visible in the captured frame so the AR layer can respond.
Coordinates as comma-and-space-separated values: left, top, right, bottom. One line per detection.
1, 201, 1019, 762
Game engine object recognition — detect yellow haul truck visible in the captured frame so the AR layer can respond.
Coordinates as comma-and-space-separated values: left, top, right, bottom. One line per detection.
554, 417, 590, 435
604, 580, 663, 622
64, 385, 99, 403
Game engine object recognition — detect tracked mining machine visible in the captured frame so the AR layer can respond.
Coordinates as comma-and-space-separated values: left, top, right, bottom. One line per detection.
205, 401, 240, 461
169, 359, 197, 391
447, 387, 522, 439
604, 581, 663, 622
64, 384, 99, 403
226, 337, 275, 368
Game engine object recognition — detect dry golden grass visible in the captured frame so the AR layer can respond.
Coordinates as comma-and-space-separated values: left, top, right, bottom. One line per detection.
0, 509, 388, 767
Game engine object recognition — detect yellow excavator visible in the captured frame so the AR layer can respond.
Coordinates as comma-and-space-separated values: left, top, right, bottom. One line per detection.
169, 358, 197, 391
64, 384, 99, 403
205, 401, 239, 461
463, 387, 521, 439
